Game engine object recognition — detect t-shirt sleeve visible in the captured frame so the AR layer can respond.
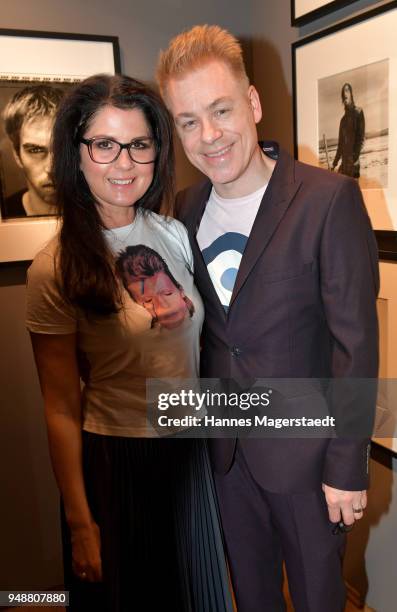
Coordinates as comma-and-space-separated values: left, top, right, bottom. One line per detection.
170, 218, 195, 274
26, 249, 77, 334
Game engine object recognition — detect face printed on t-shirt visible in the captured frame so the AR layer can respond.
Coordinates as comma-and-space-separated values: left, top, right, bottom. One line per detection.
116, 244, 195, 330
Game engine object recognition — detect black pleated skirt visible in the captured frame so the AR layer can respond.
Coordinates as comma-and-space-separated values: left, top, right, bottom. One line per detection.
62, 433, 234, 611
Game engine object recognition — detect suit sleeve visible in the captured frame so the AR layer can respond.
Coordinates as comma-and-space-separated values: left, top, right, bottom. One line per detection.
319, 177, 379, 490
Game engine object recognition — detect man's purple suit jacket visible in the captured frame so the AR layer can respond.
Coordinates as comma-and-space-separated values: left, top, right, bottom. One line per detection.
176, 143, 379, 494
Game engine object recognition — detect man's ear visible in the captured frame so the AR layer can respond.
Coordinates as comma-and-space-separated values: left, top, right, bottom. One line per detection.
248, 85, 262, 125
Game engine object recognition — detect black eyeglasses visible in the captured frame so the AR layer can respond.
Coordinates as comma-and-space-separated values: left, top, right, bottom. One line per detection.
80, 137, 156, 164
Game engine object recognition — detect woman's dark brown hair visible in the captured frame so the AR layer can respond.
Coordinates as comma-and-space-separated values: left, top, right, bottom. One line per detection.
52, 73, 175, 315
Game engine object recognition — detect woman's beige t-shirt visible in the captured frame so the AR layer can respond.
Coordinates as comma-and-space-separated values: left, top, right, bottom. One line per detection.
26, 210, 204, 437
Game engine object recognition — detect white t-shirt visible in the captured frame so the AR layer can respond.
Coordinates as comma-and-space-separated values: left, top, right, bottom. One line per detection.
26, 210, 204, 437
196, 184, 267, 310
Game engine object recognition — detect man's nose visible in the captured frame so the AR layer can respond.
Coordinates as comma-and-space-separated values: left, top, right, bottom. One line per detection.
44, 152, 53, 175
201, 118, 222, 144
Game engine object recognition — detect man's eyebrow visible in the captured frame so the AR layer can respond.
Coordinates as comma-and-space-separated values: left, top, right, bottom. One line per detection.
22, 142, 47, 148
208, 96, 232, 110
176, 97, 232, 119
175, 111, 196, 119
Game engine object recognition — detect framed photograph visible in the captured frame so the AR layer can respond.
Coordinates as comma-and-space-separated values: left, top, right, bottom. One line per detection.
372, 294, 397, 454
0, 29, 120, 262
291, 0, 357, 26
292, 1, 397, 260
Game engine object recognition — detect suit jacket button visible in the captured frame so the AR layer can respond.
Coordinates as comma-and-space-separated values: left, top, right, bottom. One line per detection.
231, 346, 242, 357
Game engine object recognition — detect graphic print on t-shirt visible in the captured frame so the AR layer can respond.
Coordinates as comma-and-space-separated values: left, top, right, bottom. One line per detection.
196, 183, 267, 312
116, 243, 195, 330
201, 233, 247, 311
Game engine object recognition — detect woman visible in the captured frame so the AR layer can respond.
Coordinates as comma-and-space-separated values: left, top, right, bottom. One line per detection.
26, 74, 233, 611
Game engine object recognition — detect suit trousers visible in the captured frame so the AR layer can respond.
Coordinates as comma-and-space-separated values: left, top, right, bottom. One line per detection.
214, 441, 346, 612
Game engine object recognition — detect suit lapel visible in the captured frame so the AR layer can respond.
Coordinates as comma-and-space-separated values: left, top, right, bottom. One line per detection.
186, 182, 227, 315
184, 180, 211, 237
230, 149, 302, 307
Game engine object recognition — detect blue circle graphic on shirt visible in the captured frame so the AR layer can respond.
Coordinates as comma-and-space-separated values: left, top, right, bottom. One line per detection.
221, 268, 238, 291
202, 233, 247, 265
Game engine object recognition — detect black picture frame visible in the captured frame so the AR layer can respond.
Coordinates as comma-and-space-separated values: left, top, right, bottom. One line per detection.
0, 28, 121, 262
0, 27, 121, 71
291, 0, 358, 26
374, 231, 397, 261
292, 1, 397, 260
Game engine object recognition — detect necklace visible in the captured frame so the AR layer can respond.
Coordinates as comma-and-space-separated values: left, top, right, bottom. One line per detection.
105, 215, 138, 253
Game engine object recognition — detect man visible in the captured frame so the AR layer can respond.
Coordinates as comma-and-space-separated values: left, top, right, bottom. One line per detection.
2, 84, 64, 217
117, 244, 195, 330
157, 25, 379, 612
332, 82, 365, 178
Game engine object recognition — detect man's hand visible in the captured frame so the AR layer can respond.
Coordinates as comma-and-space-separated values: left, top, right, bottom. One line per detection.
322, 484, 367, 526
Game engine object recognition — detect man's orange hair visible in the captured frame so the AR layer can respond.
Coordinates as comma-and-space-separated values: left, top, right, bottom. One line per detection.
156, 24, 249, 97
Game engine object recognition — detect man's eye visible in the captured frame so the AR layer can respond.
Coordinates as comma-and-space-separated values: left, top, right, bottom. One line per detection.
182, 120, 196, 130
215, 108, 230, 118
25, 146, 46, 155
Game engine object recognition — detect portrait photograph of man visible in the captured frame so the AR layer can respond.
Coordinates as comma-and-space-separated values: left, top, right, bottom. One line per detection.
0, 82, 66, 219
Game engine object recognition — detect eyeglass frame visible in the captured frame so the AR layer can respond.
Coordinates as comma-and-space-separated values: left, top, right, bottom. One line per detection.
79, 137, 157, 165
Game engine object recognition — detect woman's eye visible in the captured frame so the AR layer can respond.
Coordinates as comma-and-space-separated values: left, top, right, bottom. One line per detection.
95, 139, 115, 150
130, 140, 149, 150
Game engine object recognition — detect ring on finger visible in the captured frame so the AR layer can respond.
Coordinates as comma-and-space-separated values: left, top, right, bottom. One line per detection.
352, 507, 363, 514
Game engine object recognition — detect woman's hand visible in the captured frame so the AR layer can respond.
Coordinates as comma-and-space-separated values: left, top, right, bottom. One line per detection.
30, 332, 102, 582
71, 520, 103, 582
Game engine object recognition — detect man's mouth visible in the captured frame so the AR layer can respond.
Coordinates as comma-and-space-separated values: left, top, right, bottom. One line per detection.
204, 145, 233, 158
108, 178, 135, 185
